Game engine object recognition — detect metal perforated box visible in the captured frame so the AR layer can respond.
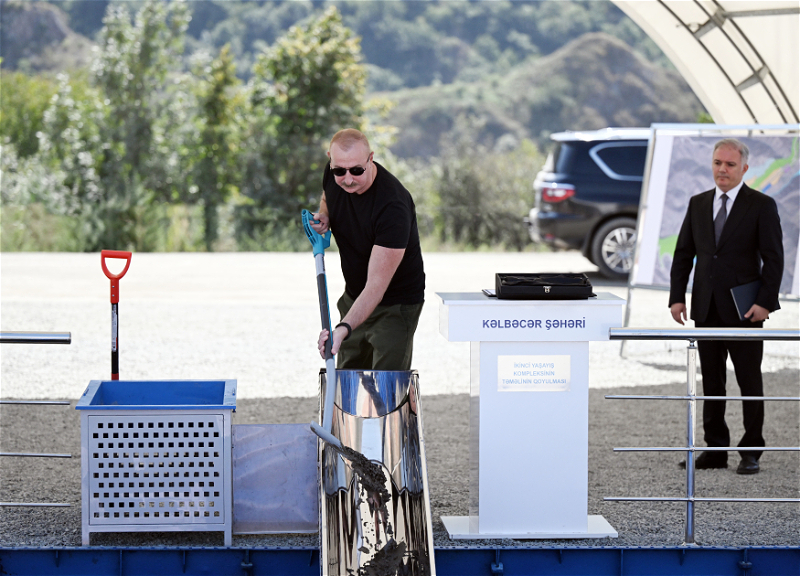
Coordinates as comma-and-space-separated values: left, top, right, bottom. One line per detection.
77, 380, 236, 545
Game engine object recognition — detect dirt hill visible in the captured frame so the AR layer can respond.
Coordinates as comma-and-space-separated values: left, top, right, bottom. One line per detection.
0, 1, 93, 73
384, 33, 704, 158
0, 5, 704, 160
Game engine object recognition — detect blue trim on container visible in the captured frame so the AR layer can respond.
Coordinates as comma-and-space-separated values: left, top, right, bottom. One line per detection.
75, 380, 237, 410
1, 546, 798, 575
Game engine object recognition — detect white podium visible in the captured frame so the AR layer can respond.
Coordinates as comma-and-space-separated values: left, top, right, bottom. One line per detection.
437, 292, 624, 539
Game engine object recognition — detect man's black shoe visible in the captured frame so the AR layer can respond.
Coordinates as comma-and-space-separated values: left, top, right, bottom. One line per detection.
736, 455, 760, 475
678, 452, 728, 469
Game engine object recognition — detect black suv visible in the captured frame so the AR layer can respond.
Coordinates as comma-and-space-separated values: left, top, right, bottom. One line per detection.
525, 128, 650, 279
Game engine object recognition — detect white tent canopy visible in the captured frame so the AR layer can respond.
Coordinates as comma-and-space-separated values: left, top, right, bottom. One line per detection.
612, 0, 799, 124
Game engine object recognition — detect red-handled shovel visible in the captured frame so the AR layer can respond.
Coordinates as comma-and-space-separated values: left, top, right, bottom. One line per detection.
100, 250, 132, 380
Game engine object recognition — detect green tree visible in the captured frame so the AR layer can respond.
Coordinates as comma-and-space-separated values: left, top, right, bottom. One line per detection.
0, 147, 84, 251
238, 6, 366, 248
37, 73, 104, 222
3, 72, 102, 251
189, 44, 244, 250
435, 116, 542, 250
38, 0, 191, 251
92, 0, 190, 203
0, 71, 58, 158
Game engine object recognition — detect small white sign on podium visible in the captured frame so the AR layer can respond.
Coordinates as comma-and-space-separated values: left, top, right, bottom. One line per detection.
497, 354, 570, 392
437, 292, 624, 539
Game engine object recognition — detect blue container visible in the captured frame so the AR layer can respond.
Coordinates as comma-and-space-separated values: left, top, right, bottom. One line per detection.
76, 379, 237, 410
76, 379, 236, 546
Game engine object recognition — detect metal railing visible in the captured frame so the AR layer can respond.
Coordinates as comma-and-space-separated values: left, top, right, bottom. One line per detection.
605, 327, 800, 545
0, 331, 71, 344
0, 331, 73, 508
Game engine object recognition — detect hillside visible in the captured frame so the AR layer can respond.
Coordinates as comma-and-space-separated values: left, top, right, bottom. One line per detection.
0, 2, 705, 160
37, 0, 673, 86
0, 1, 93, 73
383, 33, 704, 158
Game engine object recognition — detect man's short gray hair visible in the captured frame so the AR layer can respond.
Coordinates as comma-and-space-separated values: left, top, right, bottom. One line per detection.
330, 129, 370, 153
714, 138, 750, 165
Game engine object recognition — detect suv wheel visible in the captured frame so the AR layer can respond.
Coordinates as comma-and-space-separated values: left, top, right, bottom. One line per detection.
591, 217, 637, 279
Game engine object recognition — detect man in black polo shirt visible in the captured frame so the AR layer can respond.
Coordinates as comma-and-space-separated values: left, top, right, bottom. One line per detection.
311, 128, 425, 370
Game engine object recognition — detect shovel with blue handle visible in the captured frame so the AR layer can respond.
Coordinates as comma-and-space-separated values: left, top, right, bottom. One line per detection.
302, 211, 401, 564
301, 209, 348, 451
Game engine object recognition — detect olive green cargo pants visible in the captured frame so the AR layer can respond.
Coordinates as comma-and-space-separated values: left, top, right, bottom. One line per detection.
335, 292, 423, 370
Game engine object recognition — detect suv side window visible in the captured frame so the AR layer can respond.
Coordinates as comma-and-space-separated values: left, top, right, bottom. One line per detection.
589, 142, 647, 181
557, 143, 605, 178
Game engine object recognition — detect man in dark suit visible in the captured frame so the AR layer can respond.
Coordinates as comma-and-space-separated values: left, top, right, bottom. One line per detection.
669, 138, 784, 475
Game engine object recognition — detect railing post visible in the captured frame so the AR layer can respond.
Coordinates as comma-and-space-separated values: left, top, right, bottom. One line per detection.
685, 339, 697, 545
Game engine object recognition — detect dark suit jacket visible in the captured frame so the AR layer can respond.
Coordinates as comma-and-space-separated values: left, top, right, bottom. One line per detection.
669, 184, 783, 325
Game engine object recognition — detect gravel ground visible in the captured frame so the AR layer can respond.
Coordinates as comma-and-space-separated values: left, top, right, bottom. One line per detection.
1, 375, 798, 548
1, 252, 798, 549
2, 253, 797, 401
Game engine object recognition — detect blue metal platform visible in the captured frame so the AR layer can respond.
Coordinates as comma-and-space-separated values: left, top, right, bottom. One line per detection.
1, 546, 798, 575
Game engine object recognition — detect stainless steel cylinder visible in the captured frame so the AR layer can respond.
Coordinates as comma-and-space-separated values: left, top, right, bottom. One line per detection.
319, 370, 435, 576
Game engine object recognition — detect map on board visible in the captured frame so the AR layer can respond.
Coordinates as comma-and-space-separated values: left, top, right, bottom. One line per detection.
648, 135, 799, 294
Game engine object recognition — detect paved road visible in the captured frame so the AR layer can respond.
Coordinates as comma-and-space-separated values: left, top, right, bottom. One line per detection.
1, 252, 797, 399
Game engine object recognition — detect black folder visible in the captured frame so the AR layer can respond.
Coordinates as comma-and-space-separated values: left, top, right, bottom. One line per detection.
730, 280, 762, 321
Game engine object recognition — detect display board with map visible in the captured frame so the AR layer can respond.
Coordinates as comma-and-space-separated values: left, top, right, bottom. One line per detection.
632, 128, 800, 297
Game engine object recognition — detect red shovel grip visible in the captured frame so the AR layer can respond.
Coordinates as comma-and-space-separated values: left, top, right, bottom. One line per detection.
101, 250, 132, 304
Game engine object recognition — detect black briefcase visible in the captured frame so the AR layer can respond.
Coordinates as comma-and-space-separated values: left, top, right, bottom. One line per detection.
495, 273, 595, 300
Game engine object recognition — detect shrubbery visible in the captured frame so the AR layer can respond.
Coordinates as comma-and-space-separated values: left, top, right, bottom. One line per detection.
1, 1, 543, 252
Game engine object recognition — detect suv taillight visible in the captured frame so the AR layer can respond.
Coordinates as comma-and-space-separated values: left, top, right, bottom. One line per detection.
541, 184, 576, 203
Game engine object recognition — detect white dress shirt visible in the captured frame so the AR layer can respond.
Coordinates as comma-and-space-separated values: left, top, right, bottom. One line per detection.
713, 180, 744, 219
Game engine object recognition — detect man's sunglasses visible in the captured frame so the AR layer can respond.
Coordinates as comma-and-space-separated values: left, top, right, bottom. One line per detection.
331, 158, 370, 177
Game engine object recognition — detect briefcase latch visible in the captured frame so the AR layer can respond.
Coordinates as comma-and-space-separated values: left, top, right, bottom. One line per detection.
544, 286, 551, 293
